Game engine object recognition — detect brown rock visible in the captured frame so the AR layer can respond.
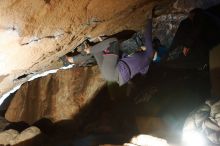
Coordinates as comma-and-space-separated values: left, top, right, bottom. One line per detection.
173, 0, 220, 11
10, 126, 41, 145
0, 129, 19, 145
136, 116, 168, 138
0, 126, 41, 145
1, 0, 220, 105
125, 134, 169, 146
0, 117, 9, 132
5, 66, 106, 124
209, 45, 220, 97
0, 0, 157, 97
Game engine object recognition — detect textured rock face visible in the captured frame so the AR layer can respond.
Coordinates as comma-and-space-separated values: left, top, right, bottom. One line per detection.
1, 0, 220, 101
5, 66, 105, 124
0, 117, 9, 131
0, 129, 18, 145
1, 0, 220, 132
153, 0, 220, 47
10, 126, 41, 145
0, 126, 41, 145
173, 0, 220, 11
0, 0, 157, 97
125, 135, 169, 146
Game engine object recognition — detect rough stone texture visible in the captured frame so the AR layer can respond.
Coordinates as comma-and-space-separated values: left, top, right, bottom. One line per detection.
0, 0, 220, 137
153, 13, 187, 47
135, 116, 168, 138
0, 127, 41, 145
153, 0, 220, 47
0, 129, 19, 145
124, 135, 169, 146
5, 66, 105, 124
10, 126, 41, 145
1, 0, 220, 102
0, 117, 9, 132
173, 0, 220, 11
209, 45, 220, 97
0, 0, 158, 98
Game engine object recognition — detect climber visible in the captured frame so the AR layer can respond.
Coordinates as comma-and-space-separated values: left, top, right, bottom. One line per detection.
64, 7, 158, 86
86, 12, 154, 86
66, 9, 157, 86
64, 31, 145, 67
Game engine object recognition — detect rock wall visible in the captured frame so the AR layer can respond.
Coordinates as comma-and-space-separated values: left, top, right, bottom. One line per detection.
1, 0, 220, 129
0, 0, 158, 98
0, 127, 41, 145
5, 66, 105, 124
173, 0, 220, 11
1, 0, 220, 103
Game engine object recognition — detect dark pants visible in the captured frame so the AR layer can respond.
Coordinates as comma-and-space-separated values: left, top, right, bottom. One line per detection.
90, 38, 120, 83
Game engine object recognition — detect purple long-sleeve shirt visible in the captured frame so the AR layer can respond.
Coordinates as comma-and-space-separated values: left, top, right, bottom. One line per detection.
117, 19, 153, 85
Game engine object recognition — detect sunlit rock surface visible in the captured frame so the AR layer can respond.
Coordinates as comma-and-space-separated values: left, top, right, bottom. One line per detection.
1, 0, 219, 128
0, 0, 157, 98
10, 126, 41, 145
0, 0, 220, 103
0, 117, 9, 131
0, 0, 220, 145
5, 66, 105, 124
0, 126, 41, 145
125, 134, 169, 146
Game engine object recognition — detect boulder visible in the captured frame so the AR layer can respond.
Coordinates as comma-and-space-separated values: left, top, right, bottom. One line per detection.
5, 66, 105, 124
0, 0, 157, 98
0, 126, 41, 145
10, 126, 41, 145
0, 129, 19, 145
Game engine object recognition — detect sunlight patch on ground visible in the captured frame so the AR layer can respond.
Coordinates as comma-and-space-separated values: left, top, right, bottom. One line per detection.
124, 134, 169, 146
